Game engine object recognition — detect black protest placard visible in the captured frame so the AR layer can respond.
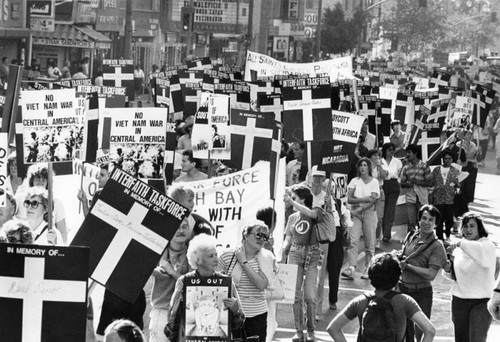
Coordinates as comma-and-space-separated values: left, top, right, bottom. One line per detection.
154, 77, 170, 108
71, 167, 189, 302
225, 109, 274, 171
308, 139, 356, 176
76, 85, 127, 108
184, 275, 232, 342
281, 76, 332, 142
102, 59, 135, 102
0, 244, 89, 342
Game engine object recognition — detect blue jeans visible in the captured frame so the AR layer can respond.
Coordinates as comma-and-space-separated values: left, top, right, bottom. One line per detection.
288, 244, 323, 332
452, 296, 492, 342
347, 209, 377, 269
399, 284, 433, 342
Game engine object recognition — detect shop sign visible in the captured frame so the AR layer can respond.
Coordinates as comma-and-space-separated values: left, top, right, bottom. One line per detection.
33, 37, 96, 49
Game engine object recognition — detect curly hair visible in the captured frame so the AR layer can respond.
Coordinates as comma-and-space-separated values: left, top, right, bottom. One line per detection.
104, 319, 144, 342
290, 184, 313, 209
27, 163, 54, 188
368, 253, 401, 290
1, 220, 33, 244
186, 234, 218, 270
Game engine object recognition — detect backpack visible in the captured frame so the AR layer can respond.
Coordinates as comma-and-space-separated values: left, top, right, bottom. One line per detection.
359, 291, 398, 342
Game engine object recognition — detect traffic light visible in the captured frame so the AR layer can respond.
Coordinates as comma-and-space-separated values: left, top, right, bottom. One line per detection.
418, 0, 427, 7
181, 7, 194, 32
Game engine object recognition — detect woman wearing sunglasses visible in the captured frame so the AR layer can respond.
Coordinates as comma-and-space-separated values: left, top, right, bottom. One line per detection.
217, 220, 277, 342
24, 186, 62, 245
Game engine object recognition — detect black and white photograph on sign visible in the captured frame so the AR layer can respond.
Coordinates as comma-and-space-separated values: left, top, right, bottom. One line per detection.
207, 94, 230, 159
185, 284, 230, 341
71, 167, 188, 302
19, 88, 82, 164
99, 107, 167, 179
0, 244, 89, 342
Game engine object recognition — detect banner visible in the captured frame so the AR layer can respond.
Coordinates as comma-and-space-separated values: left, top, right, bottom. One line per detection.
99, 107, 168, 179
188, 161, 283, 249
19, 88, 81, 163
244, 51, 353, 82
184, 275, 231, 342
0, 244, 89, 341
71, 167, 188, 302
275, 264, 299, 305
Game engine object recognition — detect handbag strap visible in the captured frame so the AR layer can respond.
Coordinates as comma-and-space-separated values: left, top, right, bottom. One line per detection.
227, 253, 236, 276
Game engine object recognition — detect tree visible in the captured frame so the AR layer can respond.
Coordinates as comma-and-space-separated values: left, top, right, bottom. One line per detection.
320, 4, 354, 55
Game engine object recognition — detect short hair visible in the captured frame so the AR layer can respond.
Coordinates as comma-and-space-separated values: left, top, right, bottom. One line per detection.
418, 204, 441, 226
24, 186, 50, 221
104, 319, 144, 342
1, 220, 33, 244
193, 222, 214, 236
186, 234, 217, 269
241, 219, 268, 242
381, 142, 395, 159
256, 207, 277, 230
461, 212, 488, 238
390, 120, 401, 128
290, 184, 313, 209
182, 150, 202, 169
77, 66, 84, 73
406, 144, 421, 159
99, 162, 110, 171
368, 253, 401, 290
2, 57, 8, 63
168, 184, 195, 204
367, 149, 379, 159
7, 152, 16, 175
356, 157, 373, 177
27, 163, 52, 188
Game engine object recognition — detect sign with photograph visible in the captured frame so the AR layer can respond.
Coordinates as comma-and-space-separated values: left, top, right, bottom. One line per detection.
71, 167, 188, 302
184, 275, 232, 342
19, 88, 80, 163
99, 107, 168, 179
0, 244, 89, 341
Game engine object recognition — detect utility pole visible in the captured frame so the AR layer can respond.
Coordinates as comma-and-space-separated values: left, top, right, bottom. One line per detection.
123, 0, 133, 59
315, 0, 323, 60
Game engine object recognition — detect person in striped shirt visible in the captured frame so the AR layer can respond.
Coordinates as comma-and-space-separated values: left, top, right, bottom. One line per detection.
217, 220, 277, 342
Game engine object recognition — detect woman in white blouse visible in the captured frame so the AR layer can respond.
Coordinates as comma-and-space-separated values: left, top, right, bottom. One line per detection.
443, 212, 496, 342
380, 143, 402, 243
341, 158, 380, 280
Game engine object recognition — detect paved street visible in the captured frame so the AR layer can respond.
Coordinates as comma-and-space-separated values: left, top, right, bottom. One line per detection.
57, 133, 500, 341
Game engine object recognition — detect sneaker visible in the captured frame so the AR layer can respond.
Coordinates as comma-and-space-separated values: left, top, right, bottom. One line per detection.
306, 331, 315, 342
341, 267, 355, 280
292, 331, 304, 342
361, 269, 369, 279
329, 303, 337, 310
315, 314, 319, 321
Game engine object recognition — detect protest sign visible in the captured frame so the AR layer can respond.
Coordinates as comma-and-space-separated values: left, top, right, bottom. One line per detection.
76, 84, 127, 108
207, 94, 230, 159
0, 244, 89, 342
331, 111, 365, 144
192, 94, 211, 159
308, 139, 356, 176
18, 88, 81, 164
225, 109, 274, 171
73, 158, 99, 202
99, 107, 167, 179
275, 264, 299, 305
330, 173, 348, 200
102, 59, 135, 101
188, 161, 284, 249
71, 167, 188, 302
184, 276, 231, 342
0, 133, 6, 206
244, 51, 353, 82
281, 76, 332, 142
154, 77, 170, 108
81, 92, 99, 163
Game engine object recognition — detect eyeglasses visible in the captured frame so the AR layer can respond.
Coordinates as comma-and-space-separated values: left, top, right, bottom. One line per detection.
253, 232, 269, 242
23, 200, 41, 209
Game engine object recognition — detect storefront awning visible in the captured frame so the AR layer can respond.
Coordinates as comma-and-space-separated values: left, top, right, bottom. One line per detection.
32, 24, 112, 49
0, 28, 30, 38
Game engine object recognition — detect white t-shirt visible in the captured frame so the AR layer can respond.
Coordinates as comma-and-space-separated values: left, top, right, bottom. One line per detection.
347, 177, 380, 199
